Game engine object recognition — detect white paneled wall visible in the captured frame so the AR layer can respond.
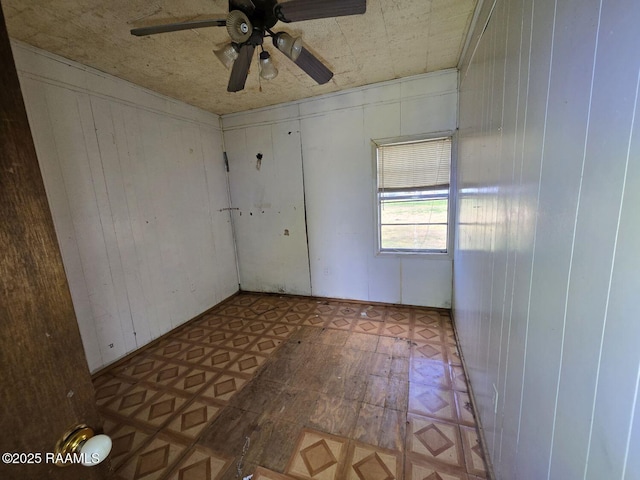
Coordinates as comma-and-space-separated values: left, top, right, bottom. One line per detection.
454, 1, 640, 479
224, 118, 311, 295
222, 70, 458, 308
13, 42, 238, 372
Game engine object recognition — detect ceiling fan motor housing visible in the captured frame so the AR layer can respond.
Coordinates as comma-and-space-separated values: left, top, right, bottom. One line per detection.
130, 0, 367, 93
226, 10, 253, 42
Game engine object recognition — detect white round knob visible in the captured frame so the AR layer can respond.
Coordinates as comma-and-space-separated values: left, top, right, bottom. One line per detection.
80, 434, 112, 466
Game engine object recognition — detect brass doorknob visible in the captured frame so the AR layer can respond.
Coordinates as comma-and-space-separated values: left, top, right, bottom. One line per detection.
54, 424, 112, 467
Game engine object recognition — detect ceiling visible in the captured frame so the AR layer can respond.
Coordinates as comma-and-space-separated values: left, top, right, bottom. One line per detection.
2, 0, 477, 115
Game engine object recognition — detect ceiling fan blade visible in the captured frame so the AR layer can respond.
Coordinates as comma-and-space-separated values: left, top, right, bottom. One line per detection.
131, 19, 226, 36
294, 47, 333, 85
229, 0, 256, 14
275, 0, 366, 22
228, 44, 255, 92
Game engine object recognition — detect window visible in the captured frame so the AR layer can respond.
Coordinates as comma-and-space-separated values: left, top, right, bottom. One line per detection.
376, 136, 451, 253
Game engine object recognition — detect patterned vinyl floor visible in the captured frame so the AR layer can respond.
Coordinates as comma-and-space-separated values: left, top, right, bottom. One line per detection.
93, 292, 490, 480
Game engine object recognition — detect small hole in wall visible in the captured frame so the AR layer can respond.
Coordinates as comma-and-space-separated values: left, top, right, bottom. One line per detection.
284, 229, 290, 236
250, 212, 253, 216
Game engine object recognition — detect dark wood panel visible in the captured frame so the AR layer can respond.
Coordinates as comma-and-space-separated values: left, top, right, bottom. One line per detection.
0, 5, 107, 479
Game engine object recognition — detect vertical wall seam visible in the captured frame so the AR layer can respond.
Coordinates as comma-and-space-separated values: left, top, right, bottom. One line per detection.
117, 104, 157, 343
516, 0, 557, 455
620, 66, 640, 480
297, 107, 314, 295
494, 0, 514, 460
220, 116, 242, 289
499, 0, 528, 468
547, 2, 603, 477
98, 98, 138, 346
590, 65, 640, 480
458, 0, 486, 74
41, 85, 106, 367
198, 122, 219, 300
79, 93, 130, 351
461, 0, 499, 87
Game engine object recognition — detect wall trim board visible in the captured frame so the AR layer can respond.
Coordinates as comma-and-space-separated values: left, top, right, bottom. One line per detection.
222, 69, 458, 130
458, 0, 498, 86
458, 0, 487, 75
10, 40, 220, 128
239, 289, 454, 313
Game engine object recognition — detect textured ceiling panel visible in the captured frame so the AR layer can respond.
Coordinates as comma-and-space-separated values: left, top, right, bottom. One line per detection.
2, 0, 477, 115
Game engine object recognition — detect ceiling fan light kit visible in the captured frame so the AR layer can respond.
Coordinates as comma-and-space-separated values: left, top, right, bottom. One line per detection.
259, 51, 278, 80
130, 0, 367, 92
274, 32, 302, 61
214, 43, 240, 69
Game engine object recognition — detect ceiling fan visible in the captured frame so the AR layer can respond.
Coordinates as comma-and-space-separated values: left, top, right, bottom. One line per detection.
130, 0, 367, 93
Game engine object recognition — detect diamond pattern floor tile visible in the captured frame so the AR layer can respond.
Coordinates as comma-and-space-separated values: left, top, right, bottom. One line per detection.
414, 311, 441, 326
409, 358, 451, 390
202, 331, 235, 346
133, 392, 189, 429
114, 356, 163, 381
107, 423, 153, 469
227, 352, 268, 375
145, 362, 190, 387
267, 324, 299, 338
345, 442, 400, 480
412, 341, 448, 363
385, 310, 412, 324
164, 445, 231, 480
173, 345, 216, 364
408, 383, 458, 423
286, 429, 348, 480
382, 322, 411, 339
353, 320, 383, 335
93, 292, 491, 480
203, 348, 239, 370
115, 434, 187, 480
249, 337, 283, 354
407, 414, 465, 471
94, 376, 136, 406
326, 317, 352, 330
199, 374, 247, 403
164, 399, 221, 441
102, 385, 164, 419
412, 326, 443, 344
405, 456, 470, 480
460, 426, 487, 477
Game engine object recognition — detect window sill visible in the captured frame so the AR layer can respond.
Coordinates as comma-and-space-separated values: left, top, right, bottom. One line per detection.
376, 249, 452, 260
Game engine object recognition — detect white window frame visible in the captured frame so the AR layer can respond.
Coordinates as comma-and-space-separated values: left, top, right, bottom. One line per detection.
373, 131, 456, 258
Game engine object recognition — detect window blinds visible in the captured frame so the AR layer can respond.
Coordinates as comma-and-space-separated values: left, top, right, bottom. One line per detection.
377, 137, 451, 191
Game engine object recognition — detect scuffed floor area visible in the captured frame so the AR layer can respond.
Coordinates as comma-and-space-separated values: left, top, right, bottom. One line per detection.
93, 292, 489, 479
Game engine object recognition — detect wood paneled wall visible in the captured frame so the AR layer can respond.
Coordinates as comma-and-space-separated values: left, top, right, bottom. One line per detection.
13, 42, 239, 372
222, 70, 458, 308
454, 0, 640, 478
